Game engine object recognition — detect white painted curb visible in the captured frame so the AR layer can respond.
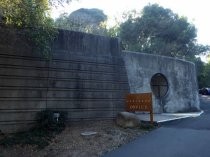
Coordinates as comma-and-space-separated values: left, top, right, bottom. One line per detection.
158, 110, 204, 123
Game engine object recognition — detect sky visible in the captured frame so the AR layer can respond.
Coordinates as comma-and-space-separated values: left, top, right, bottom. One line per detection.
51, 0, 210, 46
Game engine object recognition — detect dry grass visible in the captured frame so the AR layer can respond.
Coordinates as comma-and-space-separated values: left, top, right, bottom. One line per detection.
0, 120, 151, 157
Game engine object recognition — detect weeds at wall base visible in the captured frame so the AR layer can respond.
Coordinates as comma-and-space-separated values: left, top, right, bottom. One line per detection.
0, 110, 67, 149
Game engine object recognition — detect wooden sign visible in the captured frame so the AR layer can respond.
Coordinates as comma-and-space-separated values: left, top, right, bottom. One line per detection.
126, 93, 153, 123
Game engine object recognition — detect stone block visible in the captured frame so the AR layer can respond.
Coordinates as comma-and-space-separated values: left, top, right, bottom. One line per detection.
116, 112, 140, 128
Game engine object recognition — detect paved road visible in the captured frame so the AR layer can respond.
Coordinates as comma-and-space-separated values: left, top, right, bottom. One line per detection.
103, 95, 210, 157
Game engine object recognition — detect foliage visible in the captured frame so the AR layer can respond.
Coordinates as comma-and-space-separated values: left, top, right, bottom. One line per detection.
0, 0, 49, 27
106, 25, 120, 37
201, 62, 210, 87
48, 0, 71, 6
0, 110, 67, 149
55, 8, 108, 35
119, 4, 209, 58
0, 0, 57, 58
192, 55, 210, 88
0, 128, 53, 149
104, 17, 122, 37
193, 57, 205, 88
48, 0, 77, 7
37, 110, 67, 133
207, 54, 210, 63
69, 8, 107, 24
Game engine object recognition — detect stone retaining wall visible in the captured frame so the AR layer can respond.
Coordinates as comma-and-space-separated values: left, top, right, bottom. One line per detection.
0, 28, 129, 133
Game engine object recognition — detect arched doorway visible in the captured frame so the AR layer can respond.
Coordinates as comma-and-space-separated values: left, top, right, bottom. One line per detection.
150, 73, 168, 98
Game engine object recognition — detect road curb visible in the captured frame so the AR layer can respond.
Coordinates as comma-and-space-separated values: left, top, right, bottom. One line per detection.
158, 110, 204, 123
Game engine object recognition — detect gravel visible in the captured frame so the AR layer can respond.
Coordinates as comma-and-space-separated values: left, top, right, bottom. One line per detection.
0, 120, 150, 157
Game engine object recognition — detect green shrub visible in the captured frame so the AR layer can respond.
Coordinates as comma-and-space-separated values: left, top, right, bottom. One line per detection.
0, 128, 52, 149
0, 110, 67, 149
37, 110, 68, 133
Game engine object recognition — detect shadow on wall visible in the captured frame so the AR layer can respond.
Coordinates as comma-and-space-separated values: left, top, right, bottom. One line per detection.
0, 28, 129, 133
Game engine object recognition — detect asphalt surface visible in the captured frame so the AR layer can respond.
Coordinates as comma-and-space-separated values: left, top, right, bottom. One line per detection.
103, 95, 210, 157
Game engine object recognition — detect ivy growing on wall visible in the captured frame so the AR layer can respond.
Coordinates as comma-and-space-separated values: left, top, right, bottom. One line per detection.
0, 0, 57, 59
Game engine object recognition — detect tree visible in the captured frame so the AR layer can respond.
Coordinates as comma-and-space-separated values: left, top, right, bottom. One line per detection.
55, 8, 108, 35
119, 4, 209, 58
48, 0, 76, 7
0, 0, 57, 58
193, 53, 210, 88
202, 62, 210, 87
106, 24, 120, 37
0, 0, 52, 27
207, 54, 210, 63
193, 57, 205, 88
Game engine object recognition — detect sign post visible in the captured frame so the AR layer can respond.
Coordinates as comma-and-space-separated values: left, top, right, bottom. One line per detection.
126, 93, 153, 123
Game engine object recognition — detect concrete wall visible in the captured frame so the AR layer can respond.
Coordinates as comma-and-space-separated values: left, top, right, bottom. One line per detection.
0, 26, 200, 133
123, 51, 200, 113
0, 28, 129, 133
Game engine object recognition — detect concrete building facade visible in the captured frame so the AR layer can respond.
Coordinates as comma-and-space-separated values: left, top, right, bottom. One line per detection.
123, 51, 200, 113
